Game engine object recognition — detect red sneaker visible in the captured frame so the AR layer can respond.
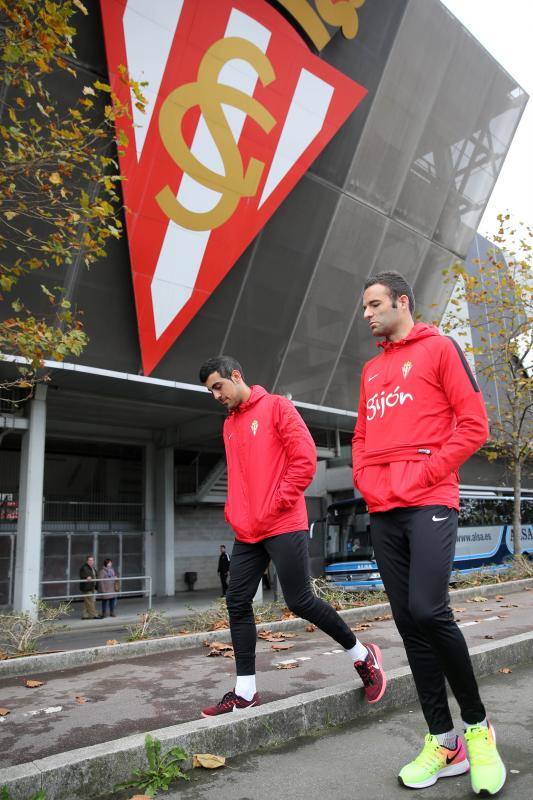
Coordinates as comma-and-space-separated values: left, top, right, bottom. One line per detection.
201, 690, 261, 718
354, 642, 387, 704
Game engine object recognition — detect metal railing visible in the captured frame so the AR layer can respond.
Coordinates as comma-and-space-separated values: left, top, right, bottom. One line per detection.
40, 575, 153, 609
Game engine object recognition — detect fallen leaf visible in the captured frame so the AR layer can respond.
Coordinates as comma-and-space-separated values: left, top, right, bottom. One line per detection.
351, 623, 372, 632
24, 679, 44, 688
49, 172, 62, 185
468, 596, 488, 603
305, 624, 316, 632
179, 628, 191, 635
373, 614, 392, 621
499, 667, 512, 674
0, 708, 10, 716
75, 695, 88, 704
452, 608, 466, 613
271, 643, 294, 651
275, 661, 299, 669
484, 635, 495, 639
498, 614, 509, 618
282, 610, 297, 619
222, 651, 235, 659
209, 642, 233, 652
495, 595, 505, 601
210, 620, 229, 630
279, 632, 297, 639
193, 753, 226, 769
502, 604, 519, 608
106, 639, 119, 646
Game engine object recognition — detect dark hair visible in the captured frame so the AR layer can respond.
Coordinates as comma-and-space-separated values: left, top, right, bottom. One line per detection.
103, 558, 112, 567
364, 271, 415, 314
199, 355, 244, 384
220, 545, 226, 549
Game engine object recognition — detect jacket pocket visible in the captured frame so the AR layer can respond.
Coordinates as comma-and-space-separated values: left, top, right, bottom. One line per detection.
356, 465, 388, 508
390, 459, 429, 502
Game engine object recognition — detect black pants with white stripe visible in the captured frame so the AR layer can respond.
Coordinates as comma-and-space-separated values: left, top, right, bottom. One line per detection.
370, 505, 486, 734
226, 530, 357, 675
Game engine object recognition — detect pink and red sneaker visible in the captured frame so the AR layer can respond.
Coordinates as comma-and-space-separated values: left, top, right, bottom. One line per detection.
201, 690, 261, 718
354, 642, 387, 703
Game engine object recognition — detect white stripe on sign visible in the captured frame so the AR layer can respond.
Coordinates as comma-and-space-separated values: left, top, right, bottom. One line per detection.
123, 0, 185, 161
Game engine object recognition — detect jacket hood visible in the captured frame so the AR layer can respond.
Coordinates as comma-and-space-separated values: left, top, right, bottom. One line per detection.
231, 384, 268, 414
378, 322, 440, 352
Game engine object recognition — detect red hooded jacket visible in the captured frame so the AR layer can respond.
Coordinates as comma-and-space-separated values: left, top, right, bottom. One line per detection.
223, 385, 316, 542
352, 324, 489, 512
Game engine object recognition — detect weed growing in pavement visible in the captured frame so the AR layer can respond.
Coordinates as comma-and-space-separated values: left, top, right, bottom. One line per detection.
311, 578, 388, 610
114, 734, 189, 796
125, 609, 176, 642
452, 555, 533, 589
0, 597, 71, 656
1, 788, 46, 799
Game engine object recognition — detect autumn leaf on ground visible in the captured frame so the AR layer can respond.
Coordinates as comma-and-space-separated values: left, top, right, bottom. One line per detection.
282, 610, 297, 619
223, 650, 235, 659
75, 695, 88, 704
373, 614, 392, 621
193, 753, 226, 769
211, 620, 229, 630
468, 596, 488, 603
305, 624, 316, 632
106, 639, 119, 646
0, 708, 10, 716
208, 642, 233, 652
24, 679, 44, 688
276, 661, 299, 669
499, 667, 512, 674
485, 635, 495, 639
452, 608, 466, 613
502, 604, 519, 608
495, 595, 505, 601
279, 632, 297, 639
258, 630, 272, 640
271, 643, 294, 651
351, 623, 372, 632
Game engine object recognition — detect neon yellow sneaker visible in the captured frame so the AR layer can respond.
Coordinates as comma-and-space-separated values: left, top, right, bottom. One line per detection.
398, 734, 469, 789
464, 722, 506, 796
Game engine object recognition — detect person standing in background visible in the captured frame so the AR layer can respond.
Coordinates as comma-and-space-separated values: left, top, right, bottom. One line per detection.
218, 545, 230, 596
98, 558, 119, 617
79, 555, 98, 619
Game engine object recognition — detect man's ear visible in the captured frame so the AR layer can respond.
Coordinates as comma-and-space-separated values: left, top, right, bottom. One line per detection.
398, 294, 410, 311
231, 369, 243, 383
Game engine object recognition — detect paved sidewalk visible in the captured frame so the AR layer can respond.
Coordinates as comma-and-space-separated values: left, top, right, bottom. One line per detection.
1, 584, 532, 769
161, 660, 533, 800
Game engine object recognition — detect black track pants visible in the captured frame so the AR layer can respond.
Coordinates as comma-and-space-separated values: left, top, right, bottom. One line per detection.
370, 505, 486, 733
227, 530, 357, 675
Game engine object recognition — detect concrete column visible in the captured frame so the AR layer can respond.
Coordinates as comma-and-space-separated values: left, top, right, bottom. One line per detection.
143, 442, 155, 598
13, 385, 47, 614
154, 445, 175, 596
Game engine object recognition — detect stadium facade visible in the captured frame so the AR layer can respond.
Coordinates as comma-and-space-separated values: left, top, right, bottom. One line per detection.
0, 0, 528, 608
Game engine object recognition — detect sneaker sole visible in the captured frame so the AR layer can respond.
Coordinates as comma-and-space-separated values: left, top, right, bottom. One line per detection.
398, 759, 470, 789
367, 643, 387, 704
200, 701, 259, 719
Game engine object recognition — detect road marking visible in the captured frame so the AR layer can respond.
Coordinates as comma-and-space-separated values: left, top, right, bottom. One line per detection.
458, 616, 499, 628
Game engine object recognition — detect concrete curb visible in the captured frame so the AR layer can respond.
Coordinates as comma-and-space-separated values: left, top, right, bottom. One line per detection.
2, 577, 532, 678
1, 629, 532, 800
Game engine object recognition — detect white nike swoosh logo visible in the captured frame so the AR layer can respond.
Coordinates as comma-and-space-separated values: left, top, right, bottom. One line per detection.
368, 373, 380, 382
432, 515, 449, 522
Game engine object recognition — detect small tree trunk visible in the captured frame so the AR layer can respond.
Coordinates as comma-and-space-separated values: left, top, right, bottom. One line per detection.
513, 459, 522, 558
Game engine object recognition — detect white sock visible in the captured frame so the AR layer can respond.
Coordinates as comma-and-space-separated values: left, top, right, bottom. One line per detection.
346, 640, 368, 663
235, 675, 256, 701
463, 717, 488, 730
436, 730, 458, 749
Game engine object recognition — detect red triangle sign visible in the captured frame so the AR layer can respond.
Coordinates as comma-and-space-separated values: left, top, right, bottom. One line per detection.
101, 0, 367, 375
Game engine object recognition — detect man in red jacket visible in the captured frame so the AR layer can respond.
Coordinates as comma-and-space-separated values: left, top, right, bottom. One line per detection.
199, 355, 386, 717
353, 272, 505, 796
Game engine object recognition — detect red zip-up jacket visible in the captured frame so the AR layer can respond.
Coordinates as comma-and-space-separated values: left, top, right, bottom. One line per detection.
352, 323, 489, 512
223, 385, 316, 542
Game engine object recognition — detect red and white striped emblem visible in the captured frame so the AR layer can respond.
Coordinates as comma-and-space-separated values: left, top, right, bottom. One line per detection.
100, 0, 367, 374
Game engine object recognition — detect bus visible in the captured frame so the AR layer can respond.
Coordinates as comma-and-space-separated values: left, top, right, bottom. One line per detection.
311, 487, 533, 589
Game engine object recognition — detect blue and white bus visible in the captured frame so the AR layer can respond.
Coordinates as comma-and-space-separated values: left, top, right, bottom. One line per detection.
312, 487, 533, 589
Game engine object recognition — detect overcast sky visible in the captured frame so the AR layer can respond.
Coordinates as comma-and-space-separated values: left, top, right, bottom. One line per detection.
439, 0, 532, 237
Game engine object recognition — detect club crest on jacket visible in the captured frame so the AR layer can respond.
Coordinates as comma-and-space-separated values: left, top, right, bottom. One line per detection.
402, 361, 413, 379
251, 420, 259, 436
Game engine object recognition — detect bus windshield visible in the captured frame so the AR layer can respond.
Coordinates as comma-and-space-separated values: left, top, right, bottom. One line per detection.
325, 500, 372, 564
